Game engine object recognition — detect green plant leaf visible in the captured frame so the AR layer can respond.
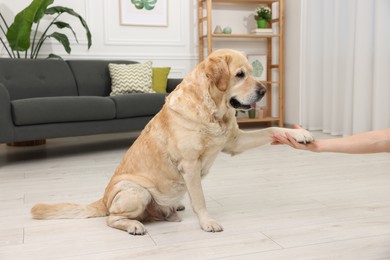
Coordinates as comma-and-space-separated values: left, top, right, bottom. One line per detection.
45, 6, 92, 49
47, 53, 63, 59
53, 21, 78, 43
47, 32, 71, 54
144, 0, 157, 11
6, 0, 54, 51
131, 0, 145, 9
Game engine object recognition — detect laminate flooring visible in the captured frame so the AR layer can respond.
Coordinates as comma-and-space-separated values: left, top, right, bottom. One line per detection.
0, 130, 389, 260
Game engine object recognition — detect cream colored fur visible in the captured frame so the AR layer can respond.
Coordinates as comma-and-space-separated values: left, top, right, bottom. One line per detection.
31, 49, 314, 235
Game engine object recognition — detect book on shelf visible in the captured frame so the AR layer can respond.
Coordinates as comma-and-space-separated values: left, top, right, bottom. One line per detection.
251, 28, 273, 34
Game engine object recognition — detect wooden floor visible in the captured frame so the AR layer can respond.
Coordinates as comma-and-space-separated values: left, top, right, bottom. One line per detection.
0, 131, 389, 260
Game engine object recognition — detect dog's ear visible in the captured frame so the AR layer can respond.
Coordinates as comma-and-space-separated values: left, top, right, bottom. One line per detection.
204, 55, 231, 92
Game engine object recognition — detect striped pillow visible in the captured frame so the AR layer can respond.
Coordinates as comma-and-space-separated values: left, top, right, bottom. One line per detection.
109, 61, 154, 96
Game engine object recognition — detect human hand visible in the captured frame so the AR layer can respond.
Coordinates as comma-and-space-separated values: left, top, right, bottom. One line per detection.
271, 125, 318, 152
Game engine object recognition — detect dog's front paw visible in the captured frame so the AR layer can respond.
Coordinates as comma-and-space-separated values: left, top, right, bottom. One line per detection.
200, 218, 224, 233
127, 220, 146, 235
287, 128, 315, 144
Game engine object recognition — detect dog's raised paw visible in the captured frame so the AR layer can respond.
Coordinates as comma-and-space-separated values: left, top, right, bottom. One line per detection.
289, 129, 314, 144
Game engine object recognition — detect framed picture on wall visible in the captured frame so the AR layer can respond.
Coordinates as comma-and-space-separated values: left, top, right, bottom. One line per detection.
247, 54, 267, 81
120, 0, 168, 27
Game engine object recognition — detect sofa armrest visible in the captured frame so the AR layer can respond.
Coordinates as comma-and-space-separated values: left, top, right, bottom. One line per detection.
0, 83, 14, 143
166, 78, 182, 93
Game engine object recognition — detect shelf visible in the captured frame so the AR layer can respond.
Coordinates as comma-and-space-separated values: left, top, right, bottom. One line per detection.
237, 117, 280, 123
200, 0, 279, 3
262, 80, 279, 83
205, 33, 280, 38
198, 0, 284, 126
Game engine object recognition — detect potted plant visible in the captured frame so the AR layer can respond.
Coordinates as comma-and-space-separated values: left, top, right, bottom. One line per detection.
254, 6, 272, 29
0, 0, 92, 59
247, 103, 257, 119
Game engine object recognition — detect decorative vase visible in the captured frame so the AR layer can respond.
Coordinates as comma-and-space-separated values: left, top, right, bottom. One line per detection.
257, 19, 267, 28
223, 27, 232, 34
214, 25, 223, 34
248, 109, 256, 119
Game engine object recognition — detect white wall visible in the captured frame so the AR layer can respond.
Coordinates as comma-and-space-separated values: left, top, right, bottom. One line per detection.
0, 0, 199, 78
0, 0, 303, 124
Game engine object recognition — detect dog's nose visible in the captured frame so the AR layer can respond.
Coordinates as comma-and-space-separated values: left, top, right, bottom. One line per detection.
257, 85, 267, 98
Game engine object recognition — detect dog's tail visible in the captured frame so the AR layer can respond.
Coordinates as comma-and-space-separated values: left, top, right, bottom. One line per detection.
31, 199, 108, 219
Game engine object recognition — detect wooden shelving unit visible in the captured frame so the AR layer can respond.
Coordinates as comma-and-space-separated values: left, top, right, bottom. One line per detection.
198, 0, 284, 127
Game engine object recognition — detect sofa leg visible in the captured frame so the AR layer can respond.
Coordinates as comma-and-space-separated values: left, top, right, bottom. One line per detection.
7, 140, 46, 146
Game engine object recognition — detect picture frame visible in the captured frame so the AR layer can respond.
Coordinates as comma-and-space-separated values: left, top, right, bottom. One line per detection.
120, 0, 168, 27
247, 54, 267, 81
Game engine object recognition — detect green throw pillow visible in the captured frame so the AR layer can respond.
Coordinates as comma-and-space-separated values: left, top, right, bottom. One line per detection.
152, 67, 171, 93
109, 61, 154, 96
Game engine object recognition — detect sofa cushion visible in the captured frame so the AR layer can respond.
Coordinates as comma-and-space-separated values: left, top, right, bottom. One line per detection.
109, 62, 154, 96
110, 93, 166, 118
0, 58, 78, 100
152, 67, 171, 93
11, 96, 116, 126
66, 60, 138, 96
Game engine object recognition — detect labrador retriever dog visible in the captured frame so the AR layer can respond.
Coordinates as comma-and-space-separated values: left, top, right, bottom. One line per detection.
31, 49, 313, 235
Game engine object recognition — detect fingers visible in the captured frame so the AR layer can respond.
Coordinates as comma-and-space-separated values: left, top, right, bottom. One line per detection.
292, 124, 302, 130
271, 126, 315, 151
285, 132, 302, 147
271, 133, 309, 150
271, 134, 291, 145
285, 132, 312, 150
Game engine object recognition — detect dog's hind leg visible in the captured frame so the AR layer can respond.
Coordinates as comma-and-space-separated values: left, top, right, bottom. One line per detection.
106, 185, 151, 235
107, 215, 146, 235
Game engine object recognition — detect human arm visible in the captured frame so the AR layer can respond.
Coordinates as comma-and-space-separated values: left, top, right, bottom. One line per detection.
271, 125, 390, 154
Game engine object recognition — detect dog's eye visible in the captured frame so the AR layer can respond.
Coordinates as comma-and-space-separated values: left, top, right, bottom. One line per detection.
236, 71, 245, 78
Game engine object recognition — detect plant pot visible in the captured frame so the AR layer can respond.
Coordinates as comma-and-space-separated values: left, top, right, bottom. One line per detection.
257, 19, 268, 29
248, 109, 256, 119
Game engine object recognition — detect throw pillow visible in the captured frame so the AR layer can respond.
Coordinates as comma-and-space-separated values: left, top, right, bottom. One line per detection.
109, 61, 154, 96
152, 67, 171, 93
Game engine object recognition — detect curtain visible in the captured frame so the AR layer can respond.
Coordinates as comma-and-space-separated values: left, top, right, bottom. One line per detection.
300, 0, 390, 136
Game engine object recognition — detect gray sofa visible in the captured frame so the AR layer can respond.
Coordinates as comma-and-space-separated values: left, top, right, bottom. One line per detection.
0, 58, 181, 144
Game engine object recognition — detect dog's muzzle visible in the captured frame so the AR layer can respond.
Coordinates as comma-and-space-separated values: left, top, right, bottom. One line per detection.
256, 85, 267, 99
229, 85, 267, 110
229, 98, 251, 110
